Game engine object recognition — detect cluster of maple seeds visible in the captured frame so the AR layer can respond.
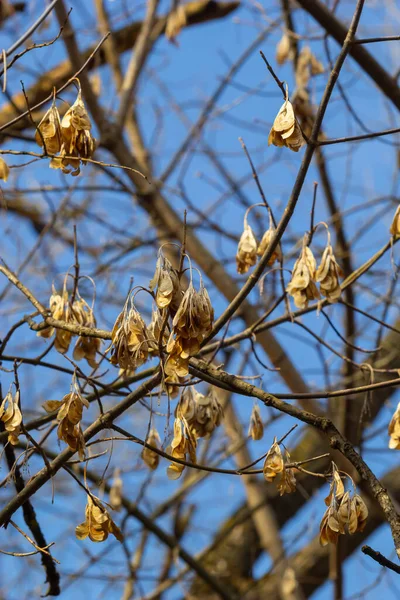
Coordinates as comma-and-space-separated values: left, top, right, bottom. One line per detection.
43, 375, 88, 459
0, 388, 22, 445
75, 495, 123, 543
236, 209, 282, 275
262, 437, 297, 496
319, 465, 368, 546
167, 386, 224, 479
108, 252, 214, 397
38, 281, 101, 368
286, 232, 343, 309
35, 82, 95, 177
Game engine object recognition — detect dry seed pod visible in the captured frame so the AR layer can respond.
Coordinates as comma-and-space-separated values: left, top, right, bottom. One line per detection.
109, 469, 123, 511
141, 428, 161, 470
0, 156, 10, 182
263, 438, 284, 482
43, 378, 89, 459
390, 205, 400, 237
276, 32, 291, 65
172, 280, 213, 341
295, 46, 324, 92
0, 389, 22, 445
35, 103, 62, 155
257, 219, 282, 265
316, 242, 343, 303
286, 244, 320, 309
109, 301, 153, 371
268, 94, 304, 152
248, 404, 264, 441
76, 495, 123, 543
352, 494, 368, 533
149, 255, 180, 310
189, 388, 224, 439
236, 222, 258, 274
167, 418, 188, 480
277, 466, 297, 496
388, 401, 400, 449
319, 504, 342, 546
165, 4, 187, 44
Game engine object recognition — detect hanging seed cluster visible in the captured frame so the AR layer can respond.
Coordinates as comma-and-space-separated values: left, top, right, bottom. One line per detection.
42, 376, 88, 460
35, 84, 95, 177
286, 233, 343, 308
0, 389, 22, 445
248, 403, 264, 441
262, 437, 297, 496
166, 386, 223, 480
75, 495, 123, 543
37, 282, 101, 367
319, 465, 368, 546
237, 209, 282, 275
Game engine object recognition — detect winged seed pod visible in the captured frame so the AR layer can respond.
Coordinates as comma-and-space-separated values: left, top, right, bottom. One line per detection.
263, 438, 284, 482
316, 240, 343, 302
257, 221, 282, 265
165, 4, 187, 44
76, 495, 123, 543
43, 378, 89, 459
50, 85, 95, 176
390, 205, 400, 237
165, 278, 214, 378
190, 388, 224, 438
166, 417, 196, 480
0, 156, 10, 181
109, 301, 154, 371
109, 468, 123, 511
268, 94, 304, 152
0, 389, 22, 445
248, 404, 264, 440
236, 220, 258, 274
172, 280, 214, 341
141, 428, 162, 470
276, 32, 291, 65
277, 465, 297, 496
149, 255, 180, 311
35, 102, 62, 155
319, 464, 367, 546
388, 401, 400, 449
286, 244, 320, 308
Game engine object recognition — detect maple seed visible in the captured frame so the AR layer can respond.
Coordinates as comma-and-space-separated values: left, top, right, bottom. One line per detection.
257, 221, 282, 266
236, 222, 258, 274
286, 243, 320, 309
109, 468, 123, 511
43, 376, 89, 459
0, 156, 10, 182
268, 93, 304, 152
35, 102, 62, 155
0, 389, 22, 445
76, 495, 123, 543
316, 242, 343, 303
388, 401, 400, 449
142, 428, 162, 470
263, 438, 284, 482
390, 205, 400, 238
165, 4, 187, 44
276, 33, 291, 65
248, 404, 264, 440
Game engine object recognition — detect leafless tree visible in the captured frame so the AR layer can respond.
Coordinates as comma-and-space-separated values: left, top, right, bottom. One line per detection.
1, 1, 400, 599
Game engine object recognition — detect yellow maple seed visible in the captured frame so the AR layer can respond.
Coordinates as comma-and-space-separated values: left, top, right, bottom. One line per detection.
0, 156, 9, 182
